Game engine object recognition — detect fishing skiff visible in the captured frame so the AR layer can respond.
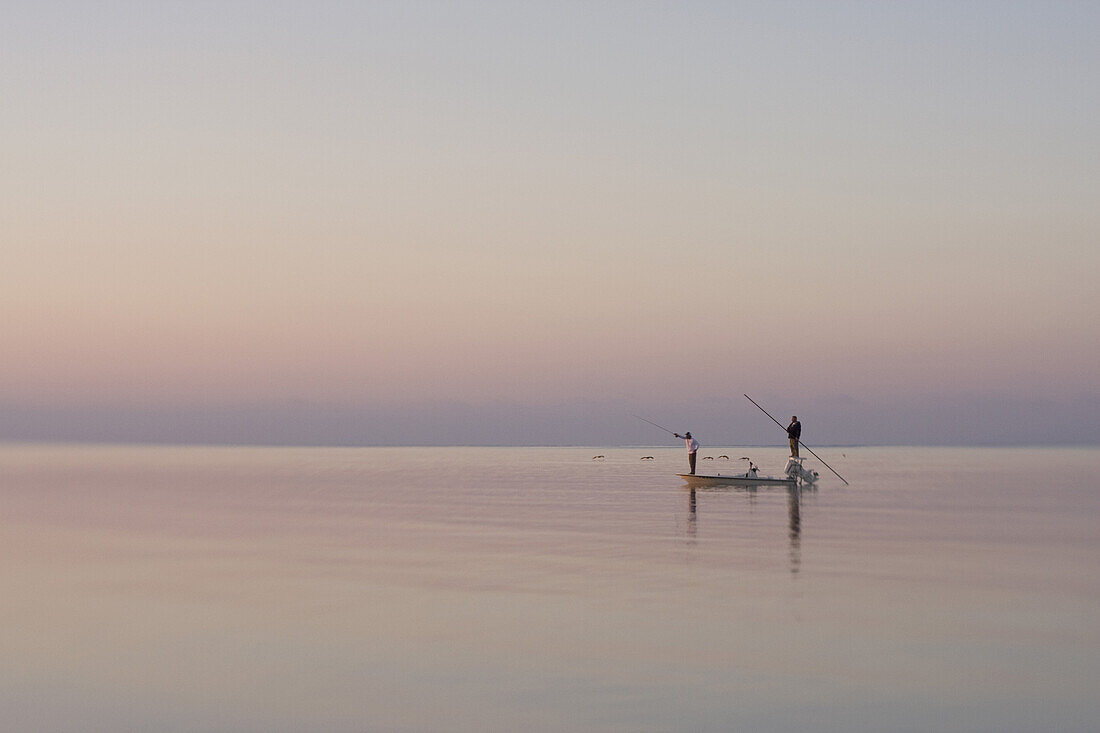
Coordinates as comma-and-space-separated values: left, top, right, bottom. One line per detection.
678, 457, 819, 487
678, 472, 795, 486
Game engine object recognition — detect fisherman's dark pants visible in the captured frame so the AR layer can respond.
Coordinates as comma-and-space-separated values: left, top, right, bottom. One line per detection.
789, 438, 799, 457
688, 451, 697, 475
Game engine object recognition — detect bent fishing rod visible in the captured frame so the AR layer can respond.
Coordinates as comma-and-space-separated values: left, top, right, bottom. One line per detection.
633, 414, 679, 436
743, 394, 849, 485
635, 416, 741, 453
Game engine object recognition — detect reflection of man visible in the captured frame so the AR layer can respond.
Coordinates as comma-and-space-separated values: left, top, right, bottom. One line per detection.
673, 431, 700, 474
787, 416, 801, 457
687, 488, 697, 538
787, 485, 801, 575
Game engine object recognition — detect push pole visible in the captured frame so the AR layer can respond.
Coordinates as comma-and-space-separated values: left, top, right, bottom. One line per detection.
743, 394, 849, 485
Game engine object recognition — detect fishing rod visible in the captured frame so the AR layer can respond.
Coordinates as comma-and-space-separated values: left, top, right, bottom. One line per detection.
632, 414, 679, 437
743, 394, 849, 485
636, 416, 745, 452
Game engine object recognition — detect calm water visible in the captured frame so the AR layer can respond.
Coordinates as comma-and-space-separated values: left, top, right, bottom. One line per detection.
1, 444, 1098, 732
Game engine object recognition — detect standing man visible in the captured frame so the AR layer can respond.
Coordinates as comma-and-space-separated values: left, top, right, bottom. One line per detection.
787, 416, 801, 457
673, 431, 700, 474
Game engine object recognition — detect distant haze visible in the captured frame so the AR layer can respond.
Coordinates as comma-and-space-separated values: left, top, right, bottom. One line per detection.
2, 394, 1095, 447
2, 2, 1097, 446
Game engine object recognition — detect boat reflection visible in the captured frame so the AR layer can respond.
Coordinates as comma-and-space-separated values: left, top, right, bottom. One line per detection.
684, 483, 814, 575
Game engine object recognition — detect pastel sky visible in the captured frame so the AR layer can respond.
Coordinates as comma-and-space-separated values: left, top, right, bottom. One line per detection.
2, 1, 1097, 445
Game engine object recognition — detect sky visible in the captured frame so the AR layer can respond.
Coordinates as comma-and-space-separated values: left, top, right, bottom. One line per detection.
1, 1, 1097, 445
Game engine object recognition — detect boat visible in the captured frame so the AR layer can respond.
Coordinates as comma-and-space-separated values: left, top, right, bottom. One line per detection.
678, 458, 818, 487
678, 472, 795, 486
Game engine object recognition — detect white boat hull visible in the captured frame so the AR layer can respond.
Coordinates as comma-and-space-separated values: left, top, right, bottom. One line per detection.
678, 473, 795, 486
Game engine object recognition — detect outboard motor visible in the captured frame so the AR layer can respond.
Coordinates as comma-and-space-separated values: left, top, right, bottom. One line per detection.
785, 457, 819, 484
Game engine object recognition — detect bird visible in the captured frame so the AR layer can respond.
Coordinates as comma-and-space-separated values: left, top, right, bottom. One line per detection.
640, 456, 654, 460
592, 455, 605, 460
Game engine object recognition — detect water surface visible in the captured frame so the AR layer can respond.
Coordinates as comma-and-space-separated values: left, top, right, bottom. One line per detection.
1, 445, 1097, 732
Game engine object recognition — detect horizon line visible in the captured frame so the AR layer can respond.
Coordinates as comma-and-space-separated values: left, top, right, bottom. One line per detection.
0, 440, 1096, 450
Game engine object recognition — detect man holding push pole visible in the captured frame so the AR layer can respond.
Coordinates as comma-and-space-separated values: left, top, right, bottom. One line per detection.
787, 416, 801, 457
